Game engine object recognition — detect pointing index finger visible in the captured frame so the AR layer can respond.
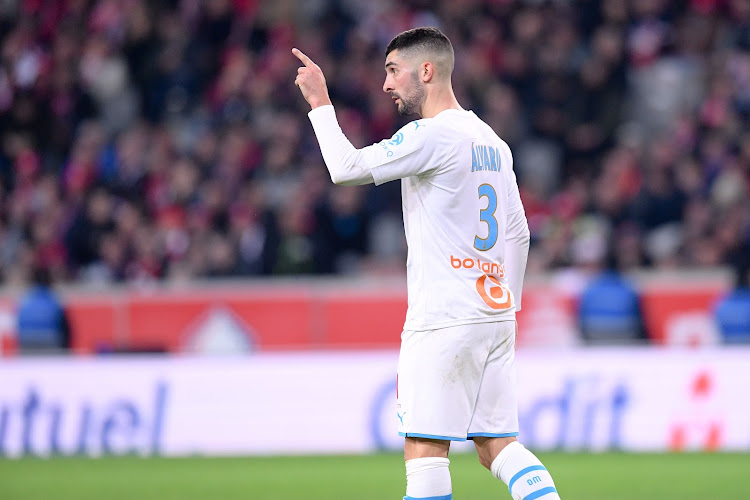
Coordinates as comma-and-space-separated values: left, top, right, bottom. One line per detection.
292, 47, 315, 67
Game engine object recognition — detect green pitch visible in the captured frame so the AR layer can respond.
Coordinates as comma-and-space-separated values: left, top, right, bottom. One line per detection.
1, 452, 748, 499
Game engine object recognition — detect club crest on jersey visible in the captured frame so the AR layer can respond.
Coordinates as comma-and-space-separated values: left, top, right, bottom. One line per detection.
388, 132, 404, 146
476, 274, 512, 310
471, 144, 502, 172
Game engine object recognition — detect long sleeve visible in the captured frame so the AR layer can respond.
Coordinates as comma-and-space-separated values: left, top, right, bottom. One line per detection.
308, 105, 374, 186
308, 105, 435, 186
504, 208, 530, 311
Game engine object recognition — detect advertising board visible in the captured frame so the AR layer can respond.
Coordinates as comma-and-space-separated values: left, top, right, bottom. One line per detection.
1, 348, 748, 457
0, 276, 729, 355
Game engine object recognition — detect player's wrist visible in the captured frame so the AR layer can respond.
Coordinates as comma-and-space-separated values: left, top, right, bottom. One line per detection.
308, 96, 332, 109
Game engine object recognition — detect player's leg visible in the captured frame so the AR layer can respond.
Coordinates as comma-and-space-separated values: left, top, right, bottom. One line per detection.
403, 437, 451, 500
472, 435, 516, 469
397, 326, 492, 500
474, 436, 560, 500
468, 321, 561, 499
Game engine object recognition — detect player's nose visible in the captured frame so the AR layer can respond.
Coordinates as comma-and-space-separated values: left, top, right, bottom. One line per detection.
383, 77, 392, 93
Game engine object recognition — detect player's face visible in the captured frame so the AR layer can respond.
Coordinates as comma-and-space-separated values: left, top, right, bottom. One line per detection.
383, 50, 426, 117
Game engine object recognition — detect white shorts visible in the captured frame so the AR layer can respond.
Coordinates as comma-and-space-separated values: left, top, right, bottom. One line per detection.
397, 320, 518, 441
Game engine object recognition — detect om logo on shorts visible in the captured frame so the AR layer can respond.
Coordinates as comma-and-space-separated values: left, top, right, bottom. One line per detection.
476, 274, 512, 310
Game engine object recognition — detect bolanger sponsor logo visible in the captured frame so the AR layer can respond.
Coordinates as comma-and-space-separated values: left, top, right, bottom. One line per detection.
450, 255, 505, 277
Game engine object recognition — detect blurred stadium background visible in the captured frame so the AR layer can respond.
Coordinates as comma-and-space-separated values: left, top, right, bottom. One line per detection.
0, 0, 749, 498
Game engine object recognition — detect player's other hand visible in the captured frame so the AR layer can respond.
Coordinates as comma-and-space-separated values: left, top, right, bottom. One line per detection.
293, 48, 332, 109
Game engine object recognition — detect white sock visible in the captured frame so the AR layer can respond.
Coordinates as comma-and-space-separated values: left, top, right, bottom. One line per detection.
404, 457, 452, 499
490, 441, 560, 500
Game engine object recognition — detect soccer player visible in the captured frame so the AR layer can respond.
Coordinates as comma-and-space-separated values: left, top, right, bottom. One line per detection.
294, 27, 561, 500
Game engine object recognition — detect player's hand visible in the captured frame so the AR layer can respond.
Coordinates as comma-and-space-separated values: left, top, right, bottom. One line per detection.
292, 48, 332, 109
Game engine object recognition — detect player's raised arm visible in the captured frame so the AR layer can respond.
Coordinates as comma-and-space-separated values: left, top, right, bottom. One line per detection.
293, 47, 377, 186
294, 48, 436, 187
292, 48, 332, 110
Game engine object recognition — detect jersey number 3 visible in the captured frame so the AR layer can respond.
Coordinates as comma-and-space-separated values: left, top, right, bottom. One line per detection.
474, 184, 498, 251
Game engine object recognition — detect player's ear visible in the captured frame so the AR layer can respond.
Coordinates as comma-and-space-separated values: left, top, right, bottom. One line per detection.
421, 61, 434, 82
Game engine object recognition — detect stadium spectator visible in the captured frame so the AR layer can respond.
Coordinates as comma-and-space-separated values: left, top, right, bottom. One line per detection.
578, 250, 648, 345
16, 266, 71, 353
65, 186, 115, 273
0, 0, 748, 286
714, 242, 750, 344
312, 185, 371, 274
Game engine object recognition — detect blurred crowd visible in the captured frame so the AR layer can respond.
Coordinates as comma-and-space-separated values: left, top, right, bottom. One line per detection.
1, 0, 749, 287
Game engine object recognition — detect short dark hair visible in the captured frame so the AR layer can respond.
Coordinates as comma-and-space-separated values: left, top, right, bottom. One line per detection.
385, 27, 454, 62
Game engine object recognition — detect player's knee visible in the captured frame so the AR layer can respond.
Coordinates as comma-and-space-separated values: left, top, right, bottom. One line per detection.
478, 453, 493, 470
475, 444, 495, 470
475, 436, 517, 471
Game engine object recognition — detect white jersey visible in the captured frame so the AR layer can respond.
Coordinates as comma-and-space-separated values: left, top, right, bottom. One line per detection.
308, 105, 530, 331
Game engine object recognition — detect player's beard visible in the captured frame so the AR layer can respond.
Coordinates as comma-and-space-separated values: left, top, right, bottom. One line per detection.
395, 71, 425, 116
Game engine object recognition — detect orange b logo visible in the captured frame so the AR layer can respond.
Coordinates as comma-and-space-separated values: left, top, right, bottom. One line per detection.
476, 274, 512, 310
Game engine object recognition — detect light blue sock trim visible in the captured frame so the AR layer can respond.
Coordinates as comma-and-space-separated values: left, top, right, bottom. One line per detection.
523, 487, 557, 500
403, 495, 452, 500
508, 465, 547, 494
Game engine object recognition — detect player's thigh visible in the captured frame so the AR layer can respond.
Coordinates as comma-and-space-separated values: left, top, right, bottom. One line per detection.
397, 325, 494, 437
467, 320, 518, 438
